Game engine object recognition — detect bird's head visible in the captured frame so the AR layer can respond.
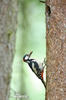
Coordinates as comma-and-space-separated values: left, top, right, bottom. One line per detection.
23, 51, 33, 62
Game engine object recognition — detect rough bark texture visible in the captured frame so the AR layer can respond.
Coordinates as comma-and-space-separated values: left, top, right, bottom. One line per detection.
0, 0, 17, 100
46, 0, 66, 100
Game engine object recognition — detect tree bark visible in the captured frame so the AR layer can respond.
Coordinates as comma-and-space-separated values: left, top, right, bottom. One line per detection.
46, 0, 66, 100
0, 0, 17, 100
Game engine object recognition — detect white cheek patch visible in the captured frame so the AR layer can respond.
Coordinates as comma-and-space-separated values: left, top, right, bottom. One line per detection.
25, 56, 29, 60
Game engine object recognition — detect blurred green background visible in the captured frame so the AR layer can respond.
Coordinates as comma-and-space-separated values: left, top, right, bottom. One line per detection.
10, 0, 46, 100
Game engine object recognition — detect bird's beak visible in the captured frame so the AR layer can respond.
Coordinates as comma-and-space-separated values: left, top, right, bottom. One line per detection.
29, 51, 33, 57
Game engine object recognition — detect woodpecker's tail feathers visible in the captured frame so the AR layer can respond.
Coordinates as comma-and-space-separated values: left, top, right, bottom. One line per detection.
41, 79, 46, 88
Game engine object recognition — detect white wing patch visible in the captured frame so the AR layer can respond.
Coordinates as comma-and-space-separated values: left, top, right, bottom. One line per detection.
32, 59, 44, 71
32, 63, 37, 74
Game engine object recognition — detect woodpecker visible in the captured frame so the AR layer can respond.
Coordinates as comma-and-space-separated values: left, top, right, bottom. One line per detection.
23, 51, 46, 88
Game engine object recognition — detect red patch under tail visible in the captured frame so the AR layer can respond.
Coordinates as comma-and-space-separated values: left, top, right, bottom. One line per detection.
41, 70, 44, 80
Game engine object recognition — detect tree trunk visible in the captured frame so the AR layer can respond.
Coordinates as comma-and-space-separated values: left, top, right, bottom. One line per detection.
0, 0, 17, 100
46, 0, 66, 100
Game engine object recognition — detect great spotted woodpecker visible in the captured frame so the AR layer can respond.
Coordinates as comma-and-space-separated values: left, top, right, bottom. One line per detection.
23, 51, 46, 88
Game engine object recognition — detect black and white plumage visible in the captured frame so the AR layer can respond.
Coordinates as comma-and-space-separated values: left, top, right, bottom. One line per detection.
23, 51, 46, 88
